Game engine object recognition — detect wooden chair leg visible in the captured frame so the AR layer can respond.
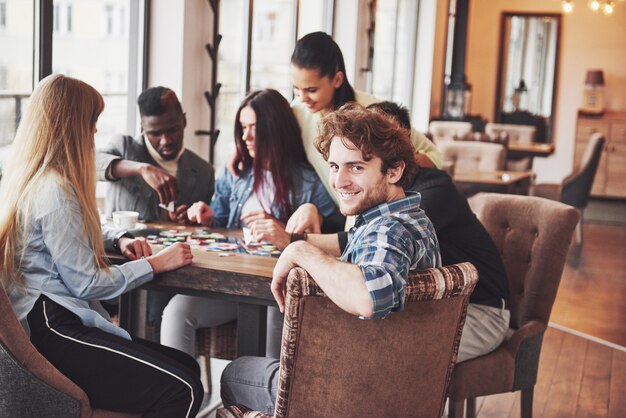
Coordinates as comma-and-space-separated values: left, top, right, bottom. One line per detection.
465, 397, 476, 418
575, 212, 584, 246
448, 399, 464, 418
521, 387, 534, 418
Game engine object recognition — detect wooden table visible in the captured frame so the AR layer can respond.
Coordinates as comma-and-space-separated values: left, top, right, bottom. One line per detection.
508, 141, 554, 157
507, 141, 555, 169
115, 225, 278, 357
453, 169, 534, 196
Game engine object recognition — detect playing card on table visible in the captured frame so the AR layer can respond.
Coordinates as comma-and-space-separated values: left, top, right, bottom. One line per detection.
158, 202, 176, 212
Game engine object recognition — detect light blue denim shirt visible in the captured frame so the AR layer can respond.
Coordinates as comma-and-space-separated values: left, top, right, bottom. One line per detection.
211, 163, 338, 228
8, 173, 153, 340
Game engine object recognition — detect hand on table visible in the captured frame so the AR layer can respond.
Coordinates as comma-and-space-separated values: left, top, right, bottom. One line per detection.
146, 242, 193, 274
250, 219, 290, 250
187, 201, 214, 226
285, 203, 322, 234
139, 164, 179, 205
118, 237, 152, 260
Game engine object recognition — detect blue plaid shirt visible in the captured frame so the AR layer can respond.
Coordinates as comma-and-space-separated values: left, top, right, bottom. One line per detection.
342, 192, 441, 319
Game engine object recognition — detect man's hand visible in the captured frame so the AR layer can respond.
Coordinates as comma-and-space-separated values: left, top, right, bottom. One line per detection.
187, 201, 214, 226
118, 237, 152, 260
139, 164, 179, 204
240, 210, 278, 226
168, 204, 190, 224
271, 243, 302, 312
285, 203, 323, 233
250, 219, 291, 250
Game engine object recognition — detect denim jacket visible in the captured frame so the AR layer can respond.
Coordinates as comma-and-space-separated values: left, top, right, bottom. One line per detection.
211, 163, 339, 229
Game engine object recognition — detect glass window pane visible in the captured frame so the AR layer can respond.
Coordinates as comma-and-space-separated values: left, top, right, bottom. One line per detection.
371, 0, 398, 100
213, 0, 244, 172
297, 0, 325, 39
52, 0, 131, 149
0, 0, 34, 164
371, 0, 418, 105
249, 0, 295, 98
392, 0, 417, 103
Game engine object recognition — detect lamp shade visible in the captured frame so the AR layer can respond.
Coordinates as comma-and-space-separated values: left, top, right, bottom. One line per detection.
585, 70, 605, 86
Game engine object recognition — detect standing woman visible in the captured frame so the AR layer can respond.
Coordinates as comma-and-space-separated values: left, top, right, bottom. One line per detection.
0, 74, 203, 418
163, 89, 340, 358
289, 31, 442, 195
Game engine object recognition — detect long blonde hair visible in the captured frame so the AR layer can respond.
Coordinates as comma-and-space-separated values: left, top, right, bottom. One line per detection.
0, 74, 107, 289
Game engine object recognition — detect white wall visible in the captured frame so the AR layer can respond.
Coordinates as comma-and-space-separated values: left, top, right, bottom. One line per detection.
465, 0, 626, 183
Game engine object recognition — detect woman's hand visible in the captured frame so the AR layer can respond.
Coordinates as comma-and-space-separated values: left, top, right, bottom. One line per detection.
187, 201, 214, 226
118, 237, 152, 260
146, 242, 193, 274
250, 219, 291, 250
285, 203, 323, 233
240, 210, 279, 226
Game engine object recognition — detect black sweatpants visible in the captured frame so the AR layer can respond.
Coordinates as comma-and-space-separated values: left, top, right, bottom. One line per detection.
27, 295, 204, 418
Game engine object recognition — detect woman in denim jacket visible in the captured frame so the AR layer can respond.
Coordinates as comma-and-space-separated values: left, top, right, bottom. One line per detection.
161, 89, 342, 361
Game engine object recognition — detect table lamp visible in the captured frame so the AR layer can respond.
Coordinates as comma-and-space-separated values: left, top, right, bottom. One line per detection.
580, 69, 605, 115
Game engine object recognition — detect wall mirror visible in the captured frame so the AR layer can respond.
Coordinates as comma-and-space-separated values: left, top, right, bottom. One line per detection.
495, 12, 561, 143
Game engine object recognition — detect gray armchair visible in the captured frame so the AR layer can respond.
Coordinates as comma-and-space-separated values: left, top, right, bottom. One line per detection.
532, 132, 605, 244
0, 283, 140, 418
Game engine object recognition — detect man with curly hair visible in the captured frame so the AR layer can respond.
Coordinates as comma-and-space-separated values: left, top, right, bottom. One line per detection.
220, 104, 441, 414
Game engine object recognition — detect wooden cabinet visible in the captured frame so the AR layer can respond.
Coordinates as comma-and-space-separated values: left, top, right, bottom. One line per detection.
576, 111, 626, 198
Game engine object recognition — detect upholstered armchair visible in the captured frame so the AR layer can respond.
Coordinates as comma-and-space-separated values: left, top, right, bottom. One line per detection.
218, 262, 478, 418
485, 122, 536, 143
429, 121, 473, 142
438, 141, 506, 172
0, 284, 140, 418
485, 123, 537, 171
532, 132, 605, 245
448, 193, 579, 418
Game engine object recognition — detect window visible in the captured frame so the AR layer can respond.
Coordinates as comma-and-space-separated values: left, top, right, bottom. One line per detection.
105, 5, 113, 35
0, 0, 145, 172
249, 0, 296, 97
213, 0, 333, 170
53, 0, 140, 147
0, 1, 7, 30
66, 4, 72, 33
371, 0, 419, 106
53, 2, 74, 35
0, 0, 34, 160
53, 4, 60, 32
297, 0, 332, 39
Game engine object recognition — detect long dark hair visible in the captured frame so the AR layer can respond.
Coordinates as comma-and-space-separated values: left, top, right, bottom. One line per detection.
233, 89, 308, 220
291, 31, 356, 110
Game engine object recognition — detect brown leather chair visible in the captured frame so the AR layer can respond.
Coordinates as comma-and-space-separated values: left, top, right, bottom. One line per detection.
532, 132, 605, 245
218, 262, 478, 418
447, 193, 579, 418
0, 284, 140, 418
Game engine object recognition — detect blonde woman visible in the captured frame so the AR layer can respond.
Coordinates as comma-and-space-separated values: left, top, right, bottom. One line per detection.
0, 74, 203, 418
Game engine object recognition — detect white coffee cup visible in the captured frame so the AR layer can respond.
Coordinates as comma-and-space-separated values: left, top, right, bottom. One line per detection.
112, 211, 139, 230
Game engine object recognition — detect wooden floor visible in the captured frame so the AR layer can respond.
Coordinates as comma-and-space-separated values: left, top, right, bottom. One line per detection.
473, 223, 626, 417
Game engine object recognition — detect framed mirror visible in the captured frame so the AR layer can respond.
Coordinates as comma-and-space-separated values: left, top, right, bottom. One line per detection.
495, 12, 561, 143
